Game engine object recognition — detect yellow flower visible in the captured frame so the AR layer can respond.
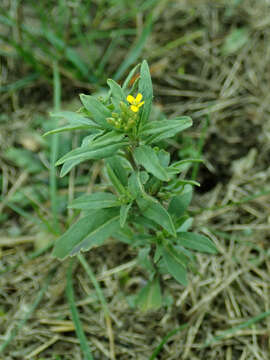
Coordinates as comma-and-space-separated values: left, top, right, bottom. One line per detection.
126, 93, 144, 113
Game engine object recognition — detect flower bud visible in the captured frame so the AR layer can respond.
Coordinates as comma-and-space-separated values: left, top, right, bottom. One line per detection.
106, 117, 115, 124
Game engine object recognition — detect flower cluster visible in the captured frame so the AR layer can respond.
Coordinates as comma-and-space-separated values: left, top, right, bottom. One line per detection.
106, 93, 144, 131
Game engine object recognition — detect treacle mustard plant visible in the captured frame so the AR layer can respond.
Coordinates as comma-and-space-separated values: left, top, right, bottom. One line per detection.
45, 60, 217, 310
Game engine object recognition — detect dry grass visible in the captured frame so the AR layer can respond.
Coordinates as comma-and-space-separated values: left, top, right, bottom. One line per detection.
1, 0, 270, 359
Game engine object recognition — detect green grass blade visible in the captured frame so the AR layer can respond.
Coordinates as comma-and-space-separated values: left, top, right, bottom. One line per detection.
49, 61, 61, 234
0, 268, 55, 354
78, 254, 109, 315
78, 254, 115, 359
149, 30, 204, 59
5, 202, 42, 226
0, 73, 39, 93
204, 310, 270, 347
66, 259, 94, 360
113, 13, 153, 81
149, 324, 188, 360
193, 187, 270, 215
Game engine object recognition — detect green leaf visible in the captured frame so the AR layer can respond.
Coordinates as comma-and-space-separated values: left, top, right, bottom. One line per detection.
176, 217, 193, 232
168, 158, 203, 175
137, 196, 176, 237
138, 60, 153, 127
128, 171, 145, 199
132, 213, 157, 232
90, 131, 125, 148
107, 79, 126, 103
120, 203, 132, 228
106, 156, 129, 187
135, 277, 162, 311
105, 162, 129, 196
167, 178, 200, 187
157, 149, 170, 167
56, 131, 127, 166
122, 63, 141, 90
134, 145, 169, 181
80, 94, 112, 129
81, 132, 104, 146
153, 246, 162, 264
59, 133, 102, 177
144, 176, 161, 195
43, 124, 94, 137
161, 245, 188, 286
52, 209, 120, 259
60, 158, 82, 177
56, 142, 127, 166
177, 232, 217, 254
114, 226, 134, 245
168, 185, 193, 218
69, 192, 120, 210
141, 117, 192, 144
50, 111, 98, 126
140, 171, 149, 184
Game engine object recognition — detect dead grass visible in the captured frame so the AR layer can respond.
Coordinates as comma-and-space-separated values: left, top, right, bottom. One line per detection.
1, 0, 270, 359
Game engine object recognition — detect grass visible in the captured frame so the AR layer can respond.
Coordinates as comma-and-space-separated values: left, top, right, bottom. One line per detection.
0, 267, 56, 354
1, 0, 270, 358
78, 254, 115, 360
49, 61, 61, 234
66, 259, 94, 360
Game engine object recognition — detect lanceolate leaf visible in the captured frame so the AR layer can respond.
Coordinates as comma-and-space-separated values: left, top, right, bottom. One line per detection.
134, 145, 169, 181
166, 178, 200, 187
89, 131, 125, 148
157, 149, 170, 167
52, 209, 120, 259
106, 156, 129, 187
80, 94, 112, 129
43, 124, 94, 137
168, 185, 193, 218
107, 79, 126, 103
120, 203, 132, 228
138, 60, 153, 127
141, 117, 192, 144
128, 171, 145, 199
69, 192, 120, 210
106, 162, 129, 196
168, 158, 203, 175
161, 245, 188, 286
177, 232, 217, 254
56, 142, 127, 166
137, 196, 176, 237
122, 63, 141, 90
59, 133, 104, 176
56, 132, 127, 166
49, 111, 98, 126
60, 158, 82, 177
